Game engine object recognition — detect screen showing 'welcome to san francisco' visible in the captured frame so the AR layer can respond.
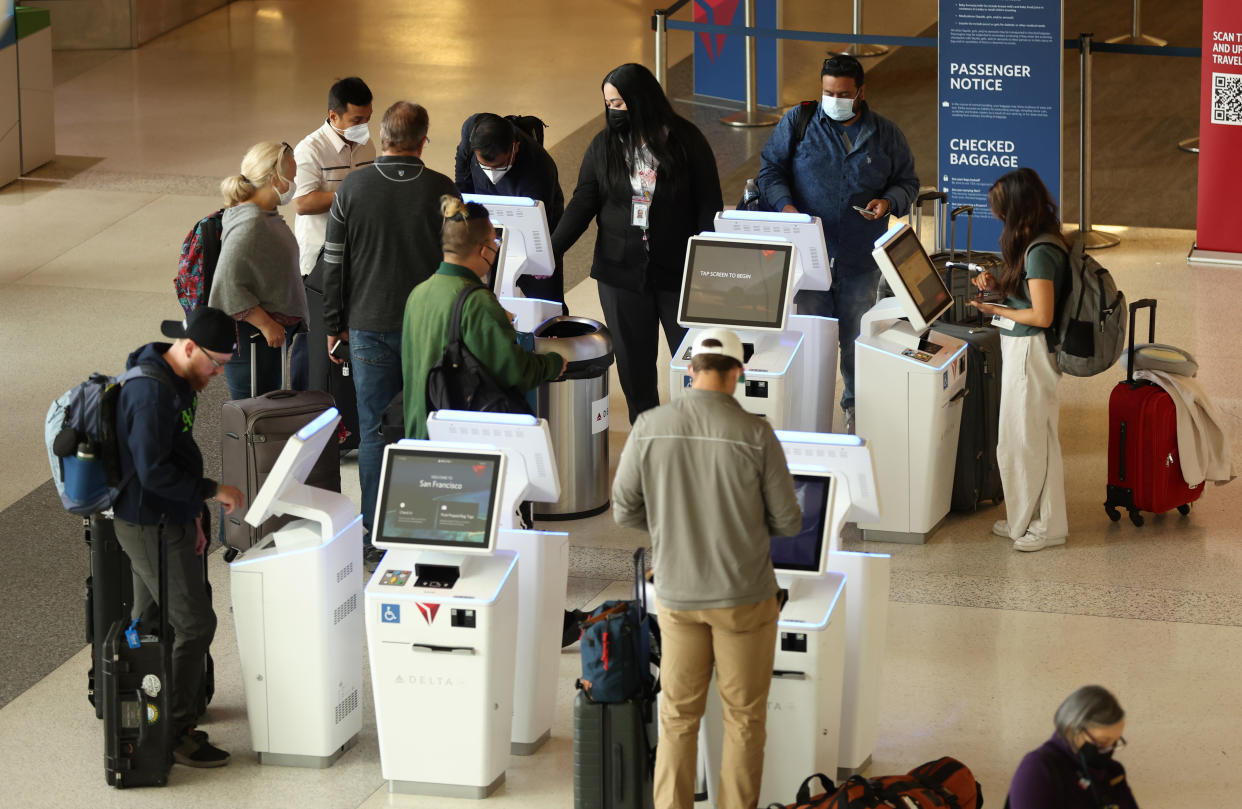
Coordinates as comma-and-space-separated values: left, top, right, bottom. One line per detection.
376, 451, 500, 549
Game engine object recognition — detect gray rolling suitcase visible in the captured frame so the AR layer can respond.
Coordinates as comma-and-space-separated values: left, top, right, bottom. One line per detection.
573, 690, 655, 809
220, 333, 340, 552
936, 322, 1005, 511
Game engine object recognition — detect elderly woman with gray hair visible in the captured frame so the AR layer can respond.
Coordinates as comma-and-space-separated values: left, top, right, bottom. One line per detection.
1006, 685, 1139, 809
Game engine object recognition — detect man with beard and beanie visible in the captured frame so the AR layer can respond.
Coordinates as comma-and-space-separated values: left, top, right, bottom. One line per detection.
111, 305, 245, 768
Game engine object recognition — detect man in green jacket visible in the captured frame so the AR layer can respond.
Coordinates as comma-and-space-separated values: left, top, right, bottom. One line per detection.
402, 196, 565, 440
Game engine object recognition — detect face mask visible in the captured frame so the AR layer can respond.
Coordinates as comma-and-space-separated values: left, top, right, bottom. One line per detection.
481, 165, 511, 184
1078, 742, 1115, 768
821, 94, 857, 122
277, 173, 297, 206
333, 121, 371, 146
606, 107, 630, 134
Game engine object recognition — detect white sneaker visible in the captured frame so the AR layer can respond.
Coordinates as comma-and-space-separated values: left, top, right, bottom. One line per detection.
992, 520, 1010, 538
1013, 533, 1066, 552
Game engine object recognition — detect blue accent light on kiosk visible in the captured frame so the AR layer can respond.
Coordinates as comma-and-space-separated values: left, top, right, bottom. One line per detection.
699, 231, 791, 245
778, 574, 846, 631
371, 550, 519, 606
230, 514, 364, 568
719, 210, 814, 225
775, 430, 864, 447
429, 410, 539, 427
874, 223, 904, 248
462, 193, 537, 207
297, 407, 341, 442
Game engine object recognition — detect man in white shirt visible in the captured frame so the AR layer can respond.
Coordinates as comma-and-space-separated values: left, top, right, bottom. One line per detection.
293, 77, 377, 274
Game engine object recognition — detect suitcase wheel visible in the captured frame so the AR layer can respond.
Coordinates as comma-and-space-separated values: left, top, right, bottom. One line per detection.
1129, 510, 1144, 528
1177, 503, 1191, 516
1105, 505, 1121, 522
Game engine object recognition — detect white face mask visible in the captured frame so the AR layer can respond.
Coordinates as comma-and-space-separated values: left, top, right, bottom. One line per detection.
333, 121, 371, 146
481, 165, 511, 184
821, 94, 857, 122
277, 173, 297, 206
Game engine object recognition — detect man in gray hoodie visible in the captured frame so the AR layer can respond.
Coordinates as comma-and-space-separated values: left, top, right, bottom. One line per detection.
613, 327, 801, 809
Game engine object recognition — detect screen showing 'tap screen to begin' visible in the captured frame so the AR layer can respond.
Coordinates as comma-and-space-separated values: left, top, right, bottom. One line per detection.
681, 241, 794, 330
375, 451, 501, 549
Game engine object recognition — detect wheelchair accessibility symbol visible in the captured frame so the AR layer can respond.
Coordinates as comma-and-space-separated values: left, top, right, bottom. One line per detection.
382, 604, 400, 624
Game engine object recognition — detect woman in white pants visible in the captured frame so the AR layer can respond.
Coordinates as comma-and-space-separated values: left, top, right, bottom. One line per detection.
970, 168, 1069, 552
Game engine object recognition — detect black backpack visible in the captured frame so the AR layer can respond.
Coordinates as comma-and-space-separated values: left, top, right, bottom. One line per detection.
737, 100, 817, 210
425, 286, 535, 417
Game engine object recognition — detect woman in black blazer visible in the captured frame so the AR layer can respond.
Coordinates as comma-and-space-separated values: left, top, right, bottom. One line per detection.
552, 63, 723, 423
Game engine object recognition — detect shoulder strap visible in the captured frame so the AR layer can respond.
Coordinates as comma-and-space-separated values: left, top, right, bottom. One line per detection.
448, 284, 486, 345
791, 100, 818, 149
118, 362, 175, 391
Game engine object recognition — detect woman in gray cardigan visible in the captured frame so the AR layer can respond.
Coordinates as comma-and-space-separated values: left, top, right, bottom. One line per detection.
209, 140, 309, 399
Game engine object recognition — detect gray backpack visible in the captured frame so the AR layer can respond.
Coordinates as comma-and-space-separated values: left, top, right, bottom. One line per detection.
1027, 234, 1127, 377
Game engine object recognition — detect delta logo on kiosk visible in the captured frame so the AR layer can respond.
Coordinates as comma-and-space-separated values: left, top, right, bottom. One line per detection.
416, 603, 441, 624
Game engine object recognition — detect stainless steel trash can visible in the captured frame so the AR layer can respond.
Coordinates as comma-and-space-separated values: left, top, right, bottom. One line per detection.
533, 316, 614, 519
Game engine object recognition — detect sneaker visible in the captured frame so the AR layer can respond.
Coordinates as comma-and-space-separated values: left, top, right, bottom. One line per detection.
173, 729, 230, 768
363, 545, 385, 570
1013, 533, 1066, 553
843, 407, 856, 435
992, 520, 1010, 538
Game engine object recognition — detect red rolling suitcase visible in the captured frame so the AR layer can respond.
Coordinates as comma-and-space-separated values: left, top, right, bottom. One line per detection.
1104, 299, 1201, 527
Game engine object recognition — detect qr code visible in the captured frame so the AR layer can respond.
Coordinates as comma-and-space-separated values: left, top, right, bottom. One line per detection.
1212, 72, 1242, 126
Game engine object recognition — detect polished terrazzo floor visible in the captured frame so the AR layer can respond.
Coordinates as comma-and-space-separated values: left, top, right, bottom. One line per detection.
1, 1, 1239, 807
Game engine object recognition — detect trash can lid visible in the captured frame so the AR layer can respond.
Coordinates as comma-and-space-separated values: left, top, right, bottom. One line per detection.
533, 316, 612, 363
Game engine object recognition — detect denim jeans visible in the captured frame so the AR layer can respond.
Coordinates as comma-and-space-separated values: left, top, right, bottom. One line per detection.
349, 328, 404, 539
793, 267, 881, 411
223, 320, 308, 401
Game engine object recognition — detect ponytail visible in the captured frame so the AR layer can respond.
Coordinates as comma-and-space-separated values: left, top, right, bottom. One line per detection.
221, 140, 289, 207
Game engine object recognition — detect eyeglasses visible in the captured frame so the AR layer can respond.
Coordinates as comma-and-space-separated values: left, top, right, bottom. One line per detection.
196, 344, 228, 370
1084, 732, 1126, 752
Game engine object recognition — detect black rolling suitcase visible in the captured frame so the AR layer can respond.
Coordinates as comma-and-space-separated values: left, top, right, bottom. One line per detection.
88, 513, 215, 720
573, 691, 655, 809
304, 256, 360, 452
102, 527, 174, 788
936, 322, 1005, 511
912, 192, 1004, 326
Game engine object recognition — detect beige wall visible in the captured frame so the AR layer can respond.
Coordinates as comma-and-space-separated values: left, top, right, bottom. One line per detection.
23, 0, 230, 49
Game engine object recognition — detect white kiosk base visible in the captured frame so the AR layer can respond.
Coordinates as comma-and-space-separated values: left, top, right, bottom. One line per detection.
499, 295, 561, 335
231, 509, 365, 766
698, 573, 847, 808
366, 549, 519, 798
670, 314, 838, 432
855, 310, 967, 544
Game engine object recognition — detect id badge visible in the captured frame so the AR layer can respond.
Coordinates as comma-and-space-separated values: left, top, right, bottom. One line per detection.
631, 196, 651, 228
991, 314, 1016, 330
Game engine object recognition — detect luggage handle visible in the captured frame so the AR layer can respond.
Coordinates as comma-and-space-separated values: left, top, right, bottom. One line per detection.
795, 772, 837, 805
949, 205, 974, 263
612, 742, 625, 803
249, 327, 305, 395
1126, 299, 1157, 385
913, 188, 947, 254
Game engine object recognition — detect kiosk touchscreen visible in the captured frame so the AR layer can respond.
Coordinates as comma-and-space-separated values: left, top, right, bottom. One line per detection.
426, 410, 568, 755
669, 233, 838, 432
230, 408, 364, 768
365, 441, 519, 798
464, 193, 561, 332
696, 467, 847, 808
855, 222, 967, 544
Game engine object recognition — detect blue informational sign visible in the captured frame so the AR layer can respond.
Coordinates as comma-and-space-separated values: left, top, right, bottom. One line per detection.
938, 1, 1062, 252
381, 604, 400, 624
693, 0, 779, 108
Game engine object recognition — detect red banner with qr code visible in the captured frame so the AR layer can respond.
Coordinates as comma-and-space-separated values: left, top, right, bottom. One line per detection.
1196, 0, 1242, 256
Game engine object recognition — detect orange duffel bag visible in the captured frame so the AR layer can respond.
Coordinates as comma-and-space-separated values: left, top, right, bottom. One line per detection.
766, 757, 983, 809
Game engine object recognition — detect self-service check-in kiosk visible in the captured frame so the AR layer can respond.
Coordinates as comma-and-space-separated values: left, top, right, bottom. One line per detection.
855, 223, 968, 543
669, 230, 838, 432
776, 430, 891, 778
464, 193, 562, 333
365, 442, 519, 798
230, 408, 364, 767
426, 409, 567, 755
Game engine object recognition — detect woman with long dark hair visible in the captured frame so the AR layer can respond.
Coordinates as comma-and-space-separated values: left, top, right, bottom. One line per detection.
552, 62, 723, 422
970, 167, 1070, 552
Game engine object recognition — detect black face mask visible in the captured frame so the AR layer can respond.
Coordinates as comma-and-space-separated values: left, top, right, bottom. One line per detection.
606, 107, 630, 134
1078, 741, 1115, 768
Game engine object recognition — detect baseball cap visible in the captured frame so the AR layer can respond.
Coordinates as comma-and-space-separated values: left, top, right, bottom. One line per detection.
690, 328, 745, 366
161, 307, 237, 355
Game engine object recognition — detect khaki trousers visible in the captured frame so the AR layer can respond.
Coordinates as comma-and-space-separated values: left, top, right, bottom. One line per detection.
653, 596, 780, 809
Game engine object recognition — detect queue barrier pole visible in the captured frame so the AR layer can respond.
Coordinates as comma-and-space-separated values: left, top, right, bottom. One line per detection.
1106, 0, 1167, 48
830, 0, 889, 58
721, 0, 780, 127
1177, 137, 1199, 154
654, 10, 669, 89
1075, 33, 1121, 250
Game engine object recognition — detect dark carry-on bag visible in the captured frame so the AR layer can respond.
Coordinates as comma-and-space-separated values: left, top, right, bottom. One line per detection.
304, 255, 360, 452
1104, 299, 1201, 527
220, 333, 340, 552
935, 322, 1005, 511
573, 691, 655, 809
102, 527, 174, 788
765, 757, 983, 809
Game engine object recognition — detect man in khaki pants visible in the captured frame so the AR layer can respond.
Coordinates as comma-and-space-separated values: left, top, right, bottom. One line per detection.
613, 327, 802, 809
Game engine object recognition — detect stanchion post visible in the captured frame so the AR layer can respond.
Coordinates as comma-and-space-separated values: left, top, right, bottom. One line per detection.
1106, 0, 1167, 47
721, 0, 779, 127
1177, 137, 1199, 154
1076, 33, 1121, 249
654, 10, 668, 90
831, 0, 889, 57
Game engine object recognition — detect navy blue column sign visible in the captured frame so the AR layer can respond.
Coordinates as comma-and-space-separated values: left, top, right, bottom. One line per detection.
938, 0, 1063, 252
